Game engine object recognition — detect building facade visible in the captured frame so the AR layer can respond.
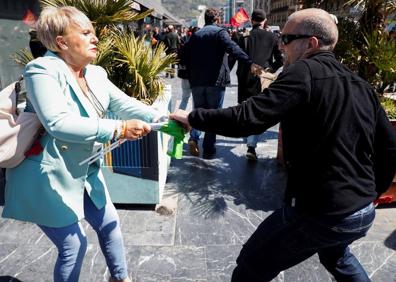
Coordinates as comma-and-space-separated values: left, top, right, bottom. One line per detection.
263, 0, 350, 28
253, 0, 271, 15
266, 0, 302, 28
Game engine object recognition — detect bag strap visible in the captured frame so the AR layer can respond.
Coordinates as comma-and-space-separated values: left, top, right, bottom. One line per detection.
14, 76, 24, 106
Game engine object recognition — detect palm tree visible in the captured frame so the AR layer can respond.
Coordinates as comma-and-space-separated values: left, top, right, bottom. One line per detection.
105, 31, 177, 104
40, 0, 151, 37
303, 0, 396, 92
342, 0, 396, 91
345, 0, 396, 34
35, 0, 178, 104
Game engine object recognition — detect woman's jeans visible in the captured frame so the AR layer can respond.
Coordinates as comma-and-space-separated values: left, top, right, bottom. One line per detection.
39, 191, 128, 282
232, 203, 375, 282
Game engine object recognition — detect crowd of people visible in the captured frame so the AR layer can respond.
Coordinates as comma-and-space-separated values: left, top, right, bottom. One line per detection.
142, 9, 282, 160
1, 4, 395, 282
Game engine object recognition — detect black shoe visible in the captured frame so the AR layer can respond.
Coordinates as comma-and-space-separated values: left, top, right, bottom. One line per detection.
188, 140, 199, 156
246, 146, 257, 161
203, 148, 216, 159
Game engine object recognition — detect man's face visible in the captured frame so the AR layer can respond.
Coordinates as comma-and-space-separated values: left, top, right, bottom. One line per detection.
279, 21, 311, 68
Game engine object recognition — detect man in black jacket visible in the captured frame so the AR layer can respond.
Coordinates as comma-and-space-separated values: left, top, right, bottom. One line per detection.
163, 25, 180, 78
236, 9, 283, 160
171, 8, 396, 281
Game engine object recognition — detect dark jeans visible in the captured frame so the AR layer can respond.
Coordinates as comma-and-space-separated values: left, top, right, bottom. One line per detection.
232, 203, 375, 282
190, 86, 225, 153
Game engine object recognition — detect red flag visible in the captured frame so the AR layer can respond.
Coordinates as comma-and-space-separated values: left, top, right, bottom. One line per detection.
230, 8, 249, 27
22, 9, 37, 26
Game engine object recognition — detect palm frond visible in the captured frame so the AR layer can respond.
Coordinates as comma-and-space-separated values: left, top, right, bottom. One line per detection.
38, 0, 174, 104
93, 35, 114, 67
110, 31, 177, 104
363, 30, 396, 88
12, 48, 34, 66
40, 0, 152, 27
380, 97, 396, 119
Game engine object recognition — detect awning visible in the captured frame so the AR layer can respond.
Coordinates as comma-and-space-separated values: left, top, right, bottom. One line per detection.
163, 19, 183, 26
133, 0, 184, 25
130, 2, 141, 11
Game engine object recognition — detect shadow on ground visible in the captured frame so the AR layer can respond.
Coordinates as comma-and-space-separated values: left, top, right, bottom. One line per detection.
165, 130, 287, 218
384, 229, 396, 250
0, 276, 23, 282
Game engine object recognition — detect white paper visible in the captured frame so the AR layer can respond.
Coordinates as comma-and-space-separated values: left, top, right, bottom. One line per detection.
149, 122, 166, 131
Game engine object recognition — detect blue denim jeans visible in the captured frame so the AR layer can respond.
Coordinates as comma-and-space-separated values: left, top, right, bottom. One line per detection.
246, 134, 260, 148
39, 191, 128, 282
178, 79, 191, 110
232, 203, 375, 282
190, 86, 225, 152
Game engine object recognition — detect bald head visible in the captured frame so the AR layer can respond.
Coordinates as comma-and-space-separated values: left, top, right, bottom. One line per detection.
287, 8, 338, 50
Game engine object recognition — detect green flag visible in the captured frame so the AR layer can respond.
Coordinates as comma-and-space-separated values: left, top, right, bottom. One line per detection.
158, 120, 186, 159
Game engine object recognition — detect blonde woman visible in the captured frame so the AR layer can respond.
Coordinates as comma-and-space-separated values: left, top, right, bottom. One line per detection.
2, 6, 160, 282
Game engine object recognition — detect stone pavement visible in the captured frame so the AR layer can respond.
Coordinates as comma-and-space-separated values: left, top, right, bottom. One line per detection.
0, 69, 395, 282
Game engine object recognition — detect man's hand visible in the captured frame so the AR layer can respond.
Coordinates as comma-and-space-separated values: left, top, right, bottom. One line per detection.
169, 110, 191, 131
124, 119, 151, 140
250, 63, 263, 76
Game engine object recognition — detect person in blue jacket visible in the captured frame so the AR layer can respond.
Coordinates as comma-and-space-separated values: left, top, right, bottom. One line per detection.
2, 6, 161, 282
183, 7, 262, 159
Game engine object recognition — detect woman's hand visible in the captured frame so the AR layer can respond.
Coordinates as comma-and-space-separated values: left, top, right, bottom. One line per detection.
124, 119, 151, 140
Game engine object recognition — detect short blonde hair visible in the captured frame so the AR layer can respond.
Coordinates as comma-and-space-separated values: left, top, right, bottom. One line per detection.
36, 6, 92, 52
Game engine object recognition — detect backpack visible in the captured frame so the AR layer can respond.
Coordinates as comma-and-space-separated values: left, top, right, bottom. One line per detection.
0, 77, 42, 168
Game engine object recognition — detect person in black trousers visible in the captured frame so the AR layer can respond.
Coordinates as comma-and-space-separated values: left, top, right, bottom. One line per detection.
235, 9, 283, 160
163, 25, 180, 78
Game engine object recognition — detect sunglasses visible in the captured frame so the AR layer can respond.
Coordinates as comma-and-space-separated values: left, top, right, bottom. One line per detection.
280, 34, 315, 45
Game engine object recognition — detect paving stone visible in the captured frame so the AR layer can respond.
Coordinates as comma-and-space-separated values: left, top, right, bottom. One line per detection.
0, 71, 395, 282
126, 246, 207, 281
205, 245, 240, 282
118, 210, 176, 246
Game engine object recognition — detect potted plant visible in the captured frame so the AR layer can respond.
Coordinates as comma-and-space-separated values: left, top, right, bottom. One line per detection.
96, 32, 177, 204
14, 0, 179, 204
381, 96, 396, 121
376, 96, 396, 203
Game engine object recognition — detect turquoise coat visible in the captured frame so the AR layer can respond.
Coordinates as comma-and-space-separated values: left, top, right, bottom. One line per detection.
2, 51, 159, 227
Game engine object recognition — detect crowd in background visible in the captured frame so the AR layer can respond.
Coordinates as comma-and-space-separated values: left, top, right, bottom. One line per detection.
141, 23, 281, 64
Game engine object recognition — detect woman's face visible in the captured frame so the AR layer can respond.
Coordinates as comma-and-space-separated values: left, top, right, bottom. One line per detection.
58, 22, 98, 67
